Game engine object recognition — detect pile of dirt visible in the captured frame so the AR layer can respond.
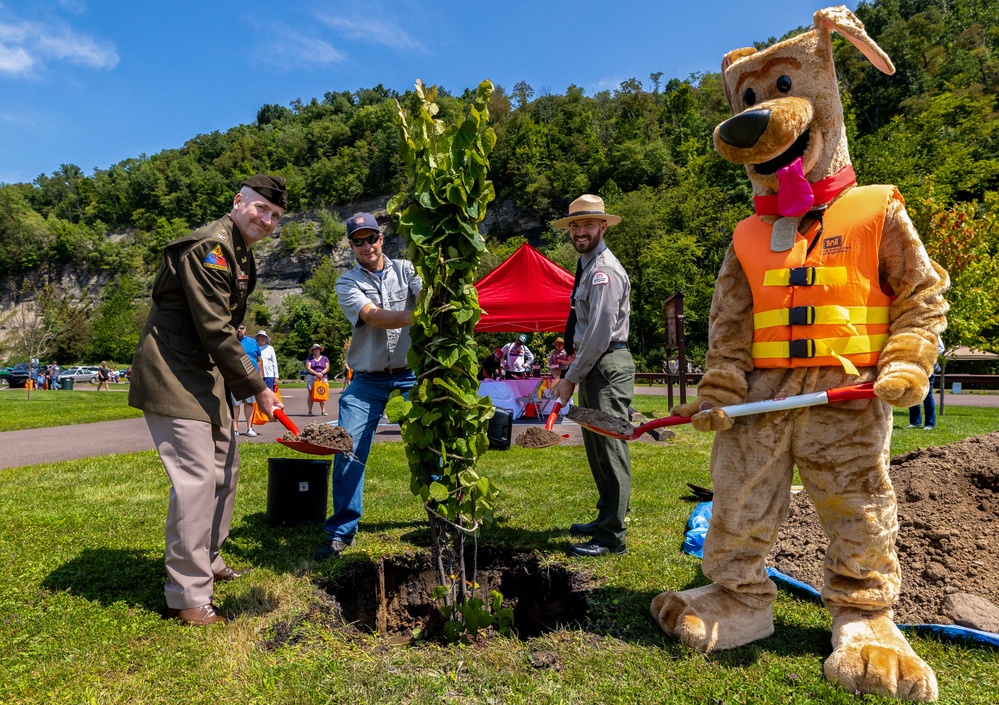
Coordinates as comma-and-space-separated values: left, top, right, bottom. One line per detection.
282, 423, 353, 452
514, 427, 564, 448
768, 432, 999, 630
566, 406, 633, 438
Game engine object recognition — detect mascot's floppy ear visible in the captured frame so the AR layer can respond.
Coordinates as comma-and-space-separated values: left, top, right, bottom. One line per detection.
720, 47, 758, 108
814, 5, 895, 75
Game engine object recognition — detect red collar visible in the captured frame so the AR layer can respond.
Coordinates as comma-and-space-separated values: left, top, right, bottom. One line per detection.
753, 165, 856, 216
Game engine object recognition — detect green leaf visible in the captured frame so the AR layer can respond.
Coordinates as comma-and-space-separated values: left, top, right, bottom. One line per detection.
429, 482, 449, 502
385, 396, 412, 422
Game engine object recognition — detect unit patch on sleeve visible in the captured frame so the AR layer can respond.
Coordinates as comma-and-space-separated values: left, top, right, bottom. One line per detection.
591, 271, 610, 286
203, 245, 228, 271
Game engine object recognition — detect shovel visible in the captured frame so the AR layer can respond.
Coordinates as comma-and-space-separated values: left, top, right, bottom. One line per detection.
574, 382, 878, 441
518, 401, 570, 449
274, 409, 344, 456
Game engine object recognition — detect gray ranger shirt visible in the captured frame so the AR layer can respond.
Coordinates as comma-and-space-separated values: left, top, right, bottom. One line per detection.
336, 256, 422, 373
565, 240, 631, 384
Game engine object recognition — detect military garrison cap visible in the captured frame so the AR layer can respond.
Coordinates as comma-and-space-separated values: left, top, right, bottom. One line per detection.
241, 175, 288, 209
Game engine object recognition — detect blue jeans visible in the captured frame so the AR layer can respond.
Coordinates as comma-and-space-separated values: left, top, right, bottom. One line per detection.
909, 374, 937, 427
324, 371, 416, 542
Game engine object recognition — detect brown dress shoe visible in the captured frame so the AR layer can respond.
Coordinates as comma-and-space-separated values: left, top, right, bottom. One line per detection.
166, 604, 231, 625
213, 566, 247, 581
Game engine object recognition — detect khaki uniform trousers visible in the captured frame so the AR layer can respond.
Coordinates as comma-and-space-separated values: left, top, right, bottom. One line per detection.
145, 411, 239, 609
578, 348, 635, 548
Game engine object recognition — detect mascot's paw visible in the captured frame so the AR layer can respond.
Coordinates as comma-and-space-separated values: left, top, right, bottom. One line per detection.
825, 611, 938, 702
691, 407, 733, 432
670, 398, 707, 418
874, 362, 930, 409
650, 584, 774, 652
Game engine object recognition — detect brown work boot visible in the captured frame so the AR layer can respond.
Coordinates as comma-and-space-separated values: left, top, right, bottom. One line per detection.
166, 604, 232, 625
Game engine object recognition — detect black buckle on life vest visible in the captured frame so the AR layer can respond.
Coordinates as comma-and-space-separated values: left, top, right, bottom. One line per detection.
788, 339, 816, 359
788, 266, 816, 286
788, 306, 815, 326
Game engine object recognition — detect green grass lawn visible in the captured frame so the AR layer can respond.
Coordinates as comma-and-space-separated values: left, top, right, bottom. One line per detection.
1, 405, 997, 704
0, 388, 142, 431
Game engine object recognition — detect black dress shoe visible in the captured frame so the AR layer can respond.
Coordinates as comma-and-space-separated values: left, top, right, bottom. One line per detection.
568, 539, 626, 557
166, 603, 232, 625
213, 566, 247, 581
569, 521, 598, 536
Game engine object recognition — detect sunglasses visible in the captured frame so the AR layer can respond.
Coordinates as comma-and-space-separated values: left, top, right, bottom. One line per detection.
350, 233, 380, 248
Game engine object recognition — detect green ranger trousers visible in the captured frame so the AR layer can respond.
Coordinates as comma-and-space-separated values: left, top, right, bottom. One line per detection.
578, 348, 635, 547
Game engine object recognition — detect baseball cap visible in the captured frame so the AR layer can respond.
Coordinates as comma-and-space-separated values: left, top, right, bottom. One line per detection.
255, 330, 270, 340
517, 334, 528, 344
346, 212, 380, 237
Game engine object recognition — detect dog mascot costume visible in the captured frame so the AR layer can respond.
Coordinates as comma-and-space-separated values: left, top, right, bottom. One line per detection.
651, 7, 948, 702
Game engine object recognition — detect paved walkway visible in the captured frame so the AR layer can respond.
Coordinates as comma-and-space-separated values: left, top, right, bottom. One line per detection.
1, 384, 995, 470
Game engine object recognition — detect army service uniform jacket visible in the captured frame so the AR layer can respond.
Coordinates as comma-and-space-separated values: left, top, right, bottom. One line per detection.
129, 215, 266, 425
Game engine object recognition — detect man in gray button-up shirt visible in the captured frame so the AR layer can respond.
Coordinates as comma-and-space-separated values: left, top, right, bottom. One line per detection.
554, 194, 635, 557
315, 212, 422, 562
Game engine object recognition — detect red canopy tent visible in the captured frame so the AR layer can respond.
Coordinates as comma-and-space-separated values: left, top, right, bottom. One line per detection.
474, 243, 573, 332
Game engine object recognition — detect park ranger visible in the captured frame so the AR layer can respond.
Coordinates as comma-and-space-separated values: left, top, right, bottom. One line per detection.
554, 194, 635, 557
129, 175, 286, 625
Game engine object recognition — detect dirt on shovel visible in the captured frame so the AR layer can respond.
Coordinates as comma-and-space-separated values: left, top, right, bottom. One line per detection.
282, 423, 353, 453
566, 406, 634, 438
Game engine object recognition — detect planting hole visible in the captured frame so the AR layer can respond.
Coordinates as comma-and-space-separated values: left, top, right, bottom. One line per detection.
315, 549, 591, 641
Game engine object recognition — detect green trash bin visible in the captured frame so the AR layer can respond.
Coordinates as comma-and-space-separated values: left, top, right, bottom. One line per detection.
61, 378, 74, 390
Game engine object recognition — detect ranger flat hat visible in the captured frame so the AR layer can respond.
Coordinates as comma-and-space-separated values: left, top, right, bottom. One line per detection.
241, 175, 288, 209
552, 194, 621, 228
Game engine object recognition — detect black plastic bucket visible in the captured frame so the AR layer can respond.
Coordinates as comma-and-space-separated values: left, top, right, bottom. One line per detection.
266, 458, 331, 525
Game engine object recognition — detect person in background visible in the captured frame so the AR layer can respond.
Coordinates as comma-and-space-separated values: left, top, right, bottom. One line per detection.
97, 361, 111, 391
479, 347, 503, 381
501, 334, 535, 379
305, 343, 330, 416
128, 175, 285, 625
47, 361, 60, 390
231, 324, 263, 436
553, 194, 634, 557
314, 212, 421, 562
908, 336, 945, 430
547, 337, 570, 382
256, 330, 278, 391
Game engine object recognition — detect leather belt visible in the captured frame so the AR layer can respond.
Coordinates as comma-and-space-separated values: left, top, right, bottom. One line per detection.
365, 367, 409, 376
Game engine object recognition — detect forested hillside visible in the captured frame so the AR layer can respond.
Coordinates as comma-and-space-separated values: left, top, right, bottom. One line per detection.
1, 0, 997, 375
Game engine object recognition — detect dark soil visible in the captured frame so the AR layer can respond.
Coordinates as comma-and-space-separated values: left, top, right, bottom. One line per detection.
768, 432, 999, 630
566, 406, 633, 437
515, 427, 564, 448
282, 423, 353, 452
312, 549, 593, 643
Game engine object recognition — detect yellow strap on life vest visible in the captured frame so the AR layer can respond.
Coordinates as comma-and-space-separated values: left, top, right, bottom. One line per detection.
763, 266, 849, 287
751, 334, 889, 376
753, 305, 890, 329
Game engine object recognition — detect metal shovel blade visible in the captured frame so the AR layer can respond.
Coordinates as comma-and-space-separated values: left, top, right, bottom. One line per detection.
274, 409, 344, 456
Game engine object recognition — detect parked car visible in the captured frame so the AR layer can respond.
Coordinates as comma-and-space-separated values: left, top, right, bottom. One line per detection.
9, 363, 32, 388
58, 366, 99, 384
0, 366, 12, 385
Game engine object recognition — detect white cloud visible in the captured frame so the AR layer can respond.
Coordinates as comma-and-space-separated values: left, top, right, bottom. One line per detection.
261, 27, 347, 68
313, 11, 424, 53
0, 18, 117, 76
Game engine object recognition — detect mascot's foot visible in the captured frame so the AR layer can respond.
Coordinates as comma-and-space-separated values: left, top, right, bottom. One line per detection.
650, 583, 774, 652
825, 611, 938, 702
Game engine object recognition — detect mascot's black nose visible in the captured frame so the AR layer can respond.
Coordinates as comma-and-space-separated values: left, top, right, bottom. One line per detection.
718, 109, 771, 148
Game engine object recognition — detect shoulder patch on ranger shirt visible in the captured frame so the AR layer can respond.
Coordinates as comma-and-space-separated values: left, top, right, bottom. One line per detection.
203, 245, 228, 271
591, 271, 609, 286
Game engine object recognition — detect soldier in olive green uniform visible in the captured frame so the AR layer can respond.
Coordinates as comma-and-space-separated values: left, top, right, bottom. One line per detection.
554, 195, 635, 557
129, 176, 286, 625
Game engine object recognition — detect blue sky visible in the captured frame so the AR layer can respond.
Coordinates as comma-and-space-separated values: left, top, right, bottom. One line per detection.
0, 0, 859, 185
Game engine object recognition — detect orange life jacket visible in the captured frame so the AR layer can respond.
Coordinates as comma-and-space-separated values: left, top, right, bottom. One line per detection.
732, 185, 899, 375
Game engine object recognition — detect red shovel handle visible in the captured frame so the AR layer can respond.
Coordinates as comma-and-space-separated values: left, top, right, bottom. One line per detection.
826, 381, 877, 403
545, 402, 563, 431
274, 409, 299, 436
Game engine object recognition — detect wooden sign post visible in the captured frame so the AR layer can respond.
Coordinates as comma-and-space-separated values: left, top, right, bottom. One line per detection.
663, 292, 688, 409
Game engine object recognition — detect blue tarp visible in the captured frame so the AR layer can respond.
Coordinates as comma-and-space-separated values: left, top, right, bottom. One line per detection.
682, 501, 999, 648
